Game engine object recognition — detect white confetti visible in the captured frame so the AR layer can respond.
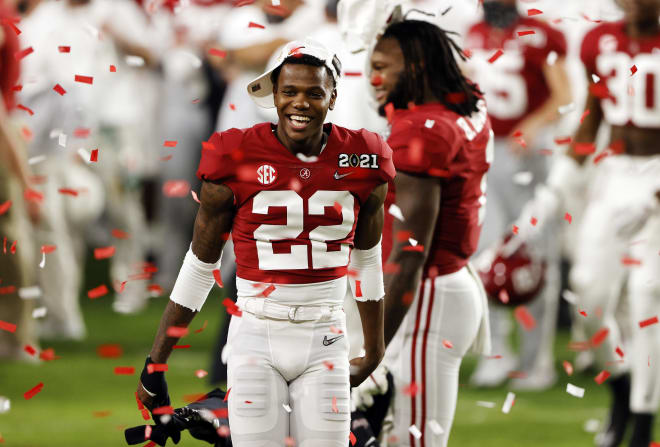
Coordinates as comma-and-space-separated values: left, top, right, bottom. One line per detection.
566, 383, 585, 398
562, 289, 577, 304
408, 424, 422, 439
512, 171, 533, 185
58, 133, 67, 147
546, 50, 558, 66
49, 128, 62, 139
282, 404, 292, 413
591, 74, 601, 83
424, 119, 435, 129
0, 397, 10, 414
183, 51, 202, 68
77, 148, 92, 164
408, 238, 418, 247
18, 286, 42, 300
39, 252, 45, 269
558, 102, 576, 115
32, 307, 47, 319
428, 420, 444, 435
583, 418, 600, 433
84, 22, 99, 39
28, 155, 47, 165
502, 392, 515, 414
388, 203, 405, 221
476, 401, 496, 408
221, 344, 229, 365
159, 414, 171, 425
125, 55, 145, 67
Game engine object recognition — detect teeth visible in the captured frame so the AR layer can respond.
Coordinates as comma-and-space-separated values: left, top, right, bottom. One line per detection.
290, 115, 311, 122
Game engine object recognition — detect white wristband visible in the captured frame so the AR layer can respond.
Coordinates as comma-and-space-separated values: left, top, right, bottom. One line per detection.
170, 245, 221, 312
348, 239, 384, 302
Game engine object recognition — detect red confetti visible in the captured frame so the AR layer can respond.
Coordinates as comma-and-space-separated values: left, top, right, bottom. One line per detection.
384, 102, 394, 123
564, 213, 572, 224
191, 190, 200, 203
58, 188, 78, 196
590, 328, 609, 348
563, 361, 573, 376
594, 370, 611, 385
332, 396, 338, 413
579, 109, 590, 124
284, 437, 295, 447
0, 286, 16, 295
530, 217, 538, 226
9, 240, 16, 255
0, 320, 17, 333
90, 149, 98, 162
94, 246, 116, 260
403, 245, 424, 252
41, 245, 56, 254
24, 345, 37, 356
163, 180, 191, 198
58, 46, 70, 53
527, 8, 543, 15
87, 284, 109, 299
195, 369, 208, 378
147, 284, 163, 295
92, 410, 111, 418
323, 360, 334, 370
74, 75, 93, 84
574, 143, 596, 155
97, 344, 122, 358
39, 348, 57, 361
229, 103, 236, 110
554, 136, 572, 145
111, 229, 130, 239
355, 280, 363, 297
621, 257, 642, 266
639, 316, 659, 328
152, 406, 174, 415
262, 284, 276, 297
223, 298, 242, 317
630, 65, 637, 75
0, 201, 11, 215
23, 382, 44, 400
248, 21, 265, 29
223, 388, 230, 402
402, 382, 419, 396
590, 82, 613, 100
21, 126, 32, 141
163, 140, 177, 147
615, 346, 625, 358
514, 306, 536, 331
194, 320, 208, 334
499, 289, 510, 304
14, 46, 33, 61
442, 339, 453, 349
512, 225, 519, 235
53, 84, 66, 96
147, 363, 168, 374
16, 104, 34, 116
344, 71, 362, 77
213, 269, 223, 288
349, 431, 357, 446
579, 310, 587, 317
517, 30, 536, 37
74, 127, 91, 138
110, 65, 116, 72
488, 49, 504, 63
166, 326, 189, 338
161, 154, 173, 161
208, 48, 227, 58
144, 441, 156, 447
329, 325, 343, 334
24, 188, 43, 203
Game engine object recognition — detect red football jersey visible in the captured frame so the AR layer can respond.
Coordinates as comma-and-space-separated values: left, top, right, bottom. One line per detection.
197, 122, 395, 284
0, 4, 20, 111
383, 101, 493, 277
466, 17, 567, 136
581, 21, 660, 129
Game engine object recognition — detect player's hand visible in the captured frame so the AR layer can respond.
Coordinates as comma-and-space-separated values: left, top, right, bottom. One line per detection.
138, 357, 171, 415
349, 349, 384, 388
350, 364, 389, 412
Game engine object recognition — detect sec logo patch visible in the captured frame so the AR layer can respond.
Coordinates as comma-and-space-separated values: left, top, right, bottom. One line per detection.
257, 164, 277, 185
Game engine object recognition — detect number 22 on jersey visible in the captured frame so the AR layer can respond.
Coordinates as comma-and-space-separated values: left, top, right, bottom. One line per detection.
252, 190, 355, 270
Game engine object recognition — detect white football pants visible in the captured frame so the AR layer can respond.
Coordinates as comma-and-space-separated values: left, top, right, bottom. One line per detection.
226, 305, 350, 447
384, 266, 485, 447
570, 155, 660, 413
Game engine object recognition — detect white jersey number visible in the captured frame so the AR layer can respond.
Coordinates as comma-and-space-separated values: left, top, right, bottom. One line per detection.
596, 52, 660, 127
252, 190, 355, 270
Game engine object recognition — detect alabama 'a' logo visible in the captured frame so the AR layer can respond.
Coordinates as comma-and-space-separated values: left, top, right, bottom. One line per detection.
257, 164, 277, 185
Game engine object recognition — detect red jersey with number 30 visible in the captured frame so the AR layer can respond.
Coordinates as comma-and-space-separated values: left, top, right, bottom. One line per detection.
581, 21, 660, 129
466, 17, 567, 136
197, 122, 395, 284
383, 100, 493, 277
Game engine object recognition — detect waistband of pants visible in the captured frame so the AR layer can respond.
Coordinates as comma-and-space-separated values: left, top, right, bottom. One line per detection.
237, 297, 343, 322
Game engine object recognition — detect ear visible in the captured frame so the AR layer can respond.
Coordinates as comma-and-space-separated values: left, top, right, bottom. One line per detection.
329, 88, 337, 111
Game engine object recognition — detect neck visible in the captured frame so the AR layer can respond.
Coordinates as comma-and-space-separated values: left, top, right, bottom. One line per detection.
275, 125, 325, 157
626, 18, 660, 38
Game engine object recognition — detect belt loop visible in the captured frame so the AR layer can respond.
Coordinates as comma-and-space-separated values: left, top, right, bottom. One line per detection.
320, 306, 330, 322
253, 298, 265, 319
288, 306, 300, 322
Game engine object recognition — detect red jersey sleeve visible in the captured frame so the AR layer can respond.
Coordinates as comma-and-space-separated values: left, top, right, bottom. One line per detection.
388, 119, 461, 177
545, 24, 567, 58
196, 128, 244, 184
580, 25, 603, 74
361, 129, 396, 184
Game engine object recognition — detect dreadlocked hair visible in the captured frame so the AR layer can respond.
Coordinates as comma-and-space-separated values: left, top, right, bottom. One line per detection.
380, 20, 482, 116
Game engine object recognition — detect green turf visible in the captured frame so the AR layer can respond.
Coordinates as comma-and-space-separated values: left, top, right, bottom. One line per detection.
1, 291, 657, 446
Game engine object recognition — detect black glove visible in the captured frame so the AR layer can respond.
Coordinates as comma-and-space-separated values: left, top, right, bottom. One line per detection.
140, 357, 172, 422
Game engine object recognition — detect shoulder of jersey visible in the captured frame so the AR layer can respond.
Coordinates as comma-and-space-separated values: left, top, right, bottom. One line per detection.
391, 107, 462, 146
582, 20, 625, 45
332, 124, 390, 156
518, 16, 561, 33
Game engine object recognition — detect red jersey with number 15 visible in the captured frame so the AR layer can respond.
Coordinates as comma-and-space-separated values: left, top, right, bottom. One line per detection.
383, 100, 493, 277
466, 17, 567, 136
197, 122, 395, 284
581, 21, 660, 129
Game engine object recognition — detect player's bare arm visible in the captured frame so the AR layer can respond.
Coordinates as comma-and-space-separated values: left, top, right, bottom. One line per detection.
137, 181, 234, 410
514, 57, 572, 147
383, 173, 441, 346
566, 73, 604, 165
350, 182, 387, 387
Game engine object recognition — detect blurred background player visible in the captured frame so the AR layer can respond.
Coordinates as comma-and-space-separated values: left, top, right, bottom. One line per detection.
464, 0, 572, 390
365, 16, 493, 446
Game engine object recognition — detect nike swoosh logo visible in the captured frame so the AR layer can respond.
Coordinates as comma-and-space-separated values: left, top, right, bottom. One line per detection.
323, 334, 344, 346
333, 171, 352, 180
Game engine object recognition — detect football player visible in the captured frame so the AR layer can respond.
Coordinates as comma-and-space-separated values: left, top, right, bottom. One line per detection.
464, 0, 572, 390
136, 39, 395, 447
527, 0, 660, 445
370, 19, 493, 447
